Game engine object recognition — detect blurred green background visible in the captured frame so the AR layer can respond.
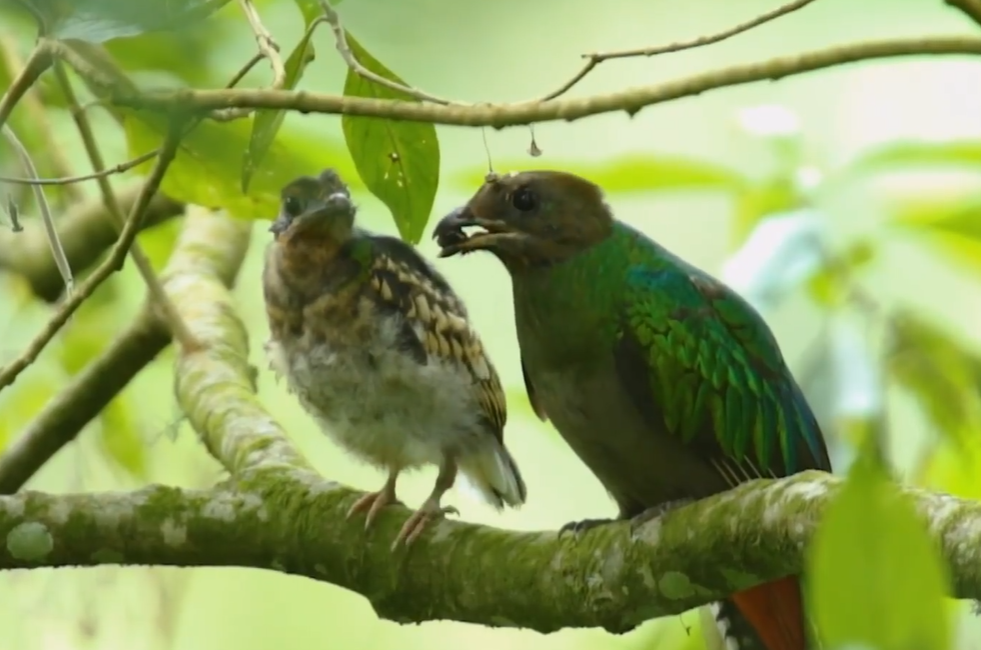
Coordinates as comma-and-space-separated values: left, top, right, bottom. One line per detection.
3, 0, 981, 648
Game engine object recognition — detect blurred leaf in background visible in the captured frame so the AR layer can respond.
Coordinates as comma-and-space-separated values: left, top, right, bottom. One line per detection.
886, 310, 981, 453
123, 112, 359, 221
808, 453, 951, 650
99, 397, 148, 480
342, 33, 440, 244
842, 140, 981, 178
451, 153, 746, 196
15, 0, 231, 43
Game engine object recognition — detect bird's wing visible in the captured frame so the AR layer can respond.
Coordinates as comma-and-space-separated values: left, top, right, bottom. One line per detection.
521, 358, 548, 422
365, 236, 508, 437
613, 267, 831, 488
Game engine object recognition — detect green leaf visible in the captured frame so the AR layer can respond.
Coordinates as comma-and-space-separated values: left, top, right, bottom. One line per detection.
104, 18, 230, 86
887, 311, 981, 451
730, 177, 804, 249
808, 455, 951, 650
341, 32, 440, 244
136, 217, 184, 272
450, 154, 746, 196
122, 110, 361, 220
843, 140, 981, 177
21, 0, 231, 43
99, 397, 147, 479
241, 9, 320, 192
805, 239, 877, 308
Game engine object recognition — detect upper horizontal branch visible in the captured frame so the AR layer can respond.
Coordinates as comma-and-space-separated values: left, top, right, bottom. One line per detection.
0, 472, 977, 634
113, 37, 981, 127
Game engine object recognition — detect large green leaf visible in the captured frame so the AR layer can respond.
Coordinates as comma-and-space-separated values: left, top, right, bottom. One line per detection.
18, 0, 231, 43
730, 177, 805, 250
241, 0, 321, 192
341, 33, 440, 244
887, 311, 981, 451
104, 17, 230, 86
122, 109, 360, 220
451, 154, 746, 195
808, 454, 950, 650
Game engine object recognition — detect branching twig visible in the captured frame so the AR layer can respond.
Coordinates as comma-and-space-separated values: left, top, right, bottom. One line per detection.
539, 0, 819, 101
0, 121, 184, 393
238, 0, 285, 89
2, 125, 74, 295
0, 33, 83, 203
0, 150, 157, 187
53, 63, 200, 353
319, 0, 452, 105
114, 36, 981, 127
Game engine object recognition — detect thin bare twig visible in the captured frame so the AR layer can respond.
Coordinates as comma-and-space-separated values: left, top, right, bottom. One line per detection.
116, 37, 981, 127
1, 125, 74, 295
0, 120, 184, 393
53, 63, 200, 353
318, 0, 452, 104
0, 150, 157, 186
947, 0, 981, 27
238, 0, 285, 88
0, 33, 83, 203
539, 0, 819, 101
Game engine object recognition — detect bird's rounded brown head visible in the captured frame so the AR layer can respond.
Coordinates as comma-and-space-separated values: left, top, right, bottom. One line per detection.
270, 169, 356, 244
433, 170, 614, 268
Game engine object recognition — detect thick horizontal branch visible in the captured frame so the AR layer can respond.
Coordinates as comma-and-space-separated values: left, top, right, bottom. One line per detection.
0, 186, 184, 302
114, 37, 981, 127
0, 472, 977, 633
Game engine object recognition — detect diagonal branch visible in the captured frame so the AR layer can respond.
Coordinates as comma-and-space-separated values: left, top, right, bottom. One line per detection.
162, 207, 312, 476
0, 473, 977, 634
0, 186, 184, 303
113, 36, 981, 127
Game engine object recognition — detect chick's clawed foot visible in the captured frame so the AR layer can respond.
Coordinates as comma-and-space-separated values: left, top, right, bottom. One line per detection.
347, 487, 403, 531
392, 497, 459, 550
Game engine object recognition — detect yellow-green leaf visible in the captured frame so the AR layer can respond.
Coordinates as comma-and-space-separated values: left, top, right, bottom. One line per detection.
241, 4, 320, 191
99, 397, 147, 479
731, 177, 803, 249
451, 154, 746, 195
342, 33, 440, 244
844, 140, 981, 177
105, 19, 230, 86
136, 217, 184, 273
887, 311, 981, 451
805, 239, 877, 308
20, 0, 231, 43
808, 455, 950, 650
123, 110, 360, 220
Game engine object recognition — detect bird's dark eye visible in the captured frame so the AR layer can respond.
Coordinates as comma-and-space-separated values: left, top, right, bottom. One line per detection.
283, 195, 304, 217
511, 187, 537, 212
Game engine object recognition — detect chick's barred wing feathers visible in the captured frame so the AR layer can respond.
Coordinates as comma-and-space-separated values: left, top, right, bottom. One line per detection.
364, 235, 508, 437
613, 267, 831, 489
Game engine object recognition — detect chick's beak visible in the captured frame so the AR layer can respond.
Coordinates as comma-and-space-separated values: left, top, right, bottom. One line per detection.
269, 210, 292, 236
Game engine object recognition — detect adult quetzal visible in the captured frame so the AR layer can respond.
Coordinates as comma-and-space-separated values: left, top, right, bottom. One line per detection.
432, 170, 831, 650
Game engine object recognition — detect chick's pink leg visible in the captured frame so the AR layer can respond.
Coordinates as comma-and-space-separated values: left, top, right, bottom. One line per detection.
393, 457, 460, 549
347, 468, 403, 530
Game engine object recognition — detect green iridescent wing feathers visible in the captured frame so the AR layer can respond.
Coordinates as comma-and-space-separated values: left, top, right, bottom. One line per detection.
613, 267, 831, 485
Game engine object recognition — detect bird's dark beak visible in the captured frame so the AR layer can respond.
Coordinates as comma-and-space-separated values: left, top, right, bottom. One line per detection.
433, 206, 517, 258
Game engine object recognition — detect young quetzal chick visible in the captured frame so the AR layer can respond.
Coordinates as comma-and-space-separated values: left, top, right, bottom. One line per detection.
263, 169, 527, 549
433, 170, 832, 650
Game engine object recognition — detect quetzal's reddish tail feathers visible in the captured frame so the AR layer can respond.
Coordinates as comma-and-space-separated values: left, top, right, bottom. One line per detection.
725, 576, 807, 650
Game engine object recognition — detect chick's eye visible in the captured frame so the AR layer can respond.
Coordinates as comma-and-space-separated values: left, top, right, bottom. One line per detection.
283, 195, 304, 217
511, 187, 537, 212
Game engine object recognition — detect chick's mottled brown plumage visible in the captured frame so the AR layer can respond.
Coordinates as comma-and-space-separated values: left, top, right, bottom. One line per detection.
262, 169, 526, 548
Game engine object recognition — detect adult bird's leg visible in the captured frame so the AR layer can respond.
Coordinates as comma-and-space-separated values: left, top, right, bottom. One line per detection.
393, 457, 460, 549
559, 498, 694, 537
347, 467, 404, 530
628, 498, 694, 533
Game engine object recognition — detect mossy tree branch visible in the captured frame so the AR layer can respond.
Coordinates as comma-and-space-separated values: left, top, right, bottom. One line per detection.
0, 473, 978, 633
